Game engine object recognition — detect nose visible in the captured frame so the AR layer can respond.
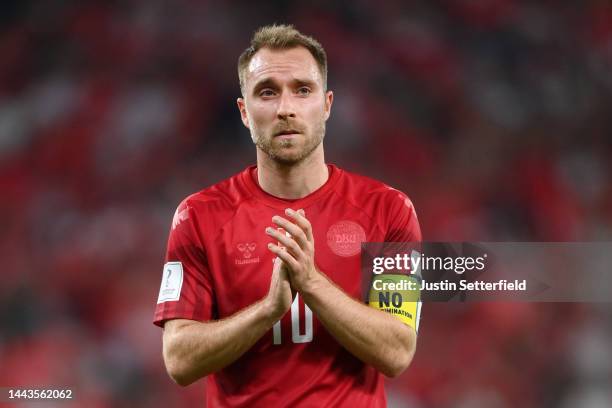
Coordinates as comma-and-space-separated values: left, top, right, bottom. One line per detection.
276, 91, 296, 120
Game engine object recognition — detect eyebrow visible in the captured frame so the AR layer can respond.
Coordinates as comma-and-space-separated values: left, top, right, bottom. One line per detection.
252, 77, 318, 95
252, 78, 277, 94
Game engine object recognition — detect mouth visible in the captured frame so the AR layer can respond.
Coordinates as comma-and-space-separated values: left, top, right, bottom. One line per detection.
275, 129, 301, 137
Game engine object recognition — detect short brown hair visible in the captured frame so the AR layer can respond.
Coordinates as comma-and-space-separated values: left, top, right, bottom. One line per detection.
238, 24, 328, 94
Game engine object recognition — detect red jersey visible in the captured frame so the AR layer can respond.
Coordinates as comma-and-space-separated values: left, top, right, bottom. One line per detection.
154, 164, 421, 407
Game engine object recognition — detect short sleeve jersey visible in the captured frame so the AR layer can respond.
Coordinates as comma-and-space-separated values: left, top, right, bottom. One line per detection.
154, 164, 421, 407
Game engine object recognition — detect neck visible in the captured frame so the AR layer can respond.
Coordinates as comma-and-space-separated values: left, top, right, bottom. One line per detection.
256, 145, 329, 199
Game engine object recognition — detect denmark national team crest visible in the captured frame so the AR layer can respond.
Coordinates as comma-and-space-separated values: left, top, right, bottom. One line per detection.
326, 221, 366, 257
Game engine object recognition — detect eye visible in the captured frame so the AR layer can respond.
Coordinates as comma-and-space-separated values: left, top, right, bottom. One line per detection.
259, 89, 276, 97
297, 87, 311, 96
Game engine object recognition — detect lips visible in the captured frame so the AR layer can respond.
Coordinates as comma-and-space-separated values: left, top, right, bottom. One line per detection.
275, 129, 300, 136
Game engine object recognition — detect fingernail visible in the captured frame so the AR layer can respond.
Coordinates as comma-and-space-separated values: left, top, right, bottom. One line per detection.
265, 227, 272, 233
285, 208, 293, 215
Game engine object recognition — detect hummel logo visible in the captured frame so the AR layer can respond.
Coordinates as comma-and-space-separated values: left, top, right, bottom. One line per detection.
172, 206, 190, 230
237, 242, 257, 258
235, 242, 260, 265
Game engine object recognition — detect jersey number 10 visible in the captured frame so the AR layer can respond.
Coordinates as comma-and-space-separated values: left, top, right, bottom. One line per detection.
272, 294, 313, 344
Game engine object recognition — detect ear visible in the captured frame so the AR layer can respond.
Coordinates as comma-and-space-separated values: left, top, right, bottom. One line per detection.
324, 90, 333, 121
237, 97, 250, 129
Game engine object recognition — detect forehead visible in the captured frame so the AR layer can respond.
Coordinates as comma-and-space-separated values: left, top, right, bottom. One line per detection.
245, 46, 322, 87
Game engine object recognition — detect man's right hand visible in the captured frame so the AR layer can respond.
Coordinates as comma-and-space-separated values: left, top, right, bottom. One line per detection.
264, 255, 295, 321
163, 256, 296, 385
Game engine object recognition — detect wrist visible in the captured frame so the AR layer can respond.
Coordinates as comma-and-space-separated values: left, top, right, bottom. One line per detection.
260, 296, 283, 326
298, 268, 326, 298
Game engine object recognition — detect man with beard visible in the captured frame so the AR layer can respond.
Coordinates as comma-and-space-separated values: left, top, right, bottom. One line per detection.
154, 24, 422, 407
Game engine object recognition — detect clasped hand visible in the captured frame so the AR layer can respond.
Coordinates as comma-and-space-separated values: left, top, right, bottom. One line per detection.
265, 208, 319, 293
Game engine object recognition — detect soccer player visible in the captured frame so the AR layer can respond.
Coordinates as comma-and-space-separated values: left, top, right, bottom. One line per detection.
154, 24, 422, 407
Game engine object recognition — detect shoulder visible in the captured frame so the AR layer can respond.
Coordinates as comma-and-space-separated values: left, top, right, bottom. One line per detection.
172, 167, 254, 227
334, 166, 416, 211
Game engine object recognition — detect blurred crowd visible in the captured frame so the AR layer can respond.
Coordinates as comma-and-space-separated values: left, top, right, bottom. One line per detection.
1, 0, 611, 407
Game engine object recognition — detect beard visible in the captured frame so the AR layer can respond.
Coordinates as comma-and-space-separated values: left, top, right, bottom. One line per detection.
253, 119, 326, 165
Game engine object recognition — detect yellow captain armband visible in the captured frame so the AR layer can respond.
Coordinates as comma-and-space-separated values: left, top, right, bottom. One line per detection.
368, 274, 422, 333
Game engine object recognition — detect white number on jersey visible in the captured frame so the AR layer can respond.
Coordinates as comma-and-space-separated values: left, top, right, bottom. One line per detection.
272, 293, 313, 344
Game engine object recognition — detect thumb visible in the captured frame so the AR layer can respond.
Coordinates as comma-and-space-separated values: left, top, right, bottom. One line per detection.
273, 256, 287, 279
273, 256, 296, 298
272, 256, 282, 275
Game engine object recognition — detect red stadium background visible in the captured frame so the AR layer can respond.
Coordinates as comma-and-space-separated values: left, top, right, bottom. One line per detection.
1, 1, 611, 407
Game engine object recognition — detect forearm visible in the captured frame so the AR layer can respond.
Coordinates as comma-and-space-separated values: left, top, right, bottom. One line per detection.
163, 299, 276, 386
267, 209, 417, 377
300, 272, 417, 378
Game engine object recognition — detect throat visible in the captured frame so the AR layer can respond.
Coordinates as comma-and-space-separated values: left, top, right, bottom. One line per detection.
255, 159, 329, 200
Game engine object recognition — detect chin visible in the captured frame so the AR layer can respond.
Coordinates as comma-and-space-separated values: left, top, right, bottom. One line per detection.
270, 151, 305, 165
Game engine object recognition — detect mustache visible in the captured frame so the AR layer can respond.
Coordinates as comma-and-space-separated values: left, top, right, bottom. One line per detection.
273, 122, 304, 135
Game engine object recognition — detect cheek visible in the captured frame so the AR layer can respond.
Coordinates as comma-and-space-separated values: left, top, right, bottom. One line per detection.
304, 101, 327, 121
248, 104, 275, 127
